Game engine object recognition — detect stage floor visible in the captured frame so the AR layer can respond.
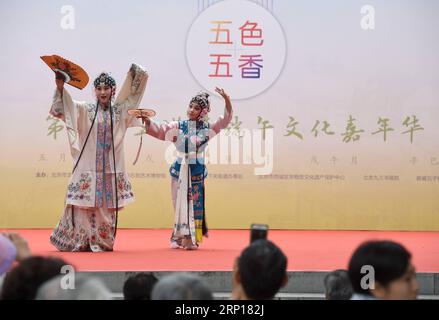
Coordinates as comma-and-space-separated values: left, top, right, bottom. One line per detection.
2, 229, 438, 272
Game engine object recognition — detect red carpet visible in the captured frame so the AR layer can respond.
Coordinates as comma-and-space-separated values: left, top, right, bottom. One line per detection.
1, 229, 438, 272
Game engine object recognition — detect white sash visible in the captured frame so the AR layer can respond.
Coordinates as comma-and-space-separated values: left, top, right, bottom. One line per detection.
173, 154, 196, 244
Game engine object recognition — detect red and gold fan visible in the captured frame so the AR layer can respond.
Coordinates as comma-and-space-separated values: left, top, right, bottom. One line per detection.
41, 54, 89, 90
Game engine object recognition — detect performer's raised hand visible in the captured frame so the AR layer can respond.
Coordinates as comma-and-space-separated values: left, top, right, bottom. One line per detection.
136, 114, 151, 126
215, 87, 232, 114
55, 72, 65, 93
215, 87, 230, 101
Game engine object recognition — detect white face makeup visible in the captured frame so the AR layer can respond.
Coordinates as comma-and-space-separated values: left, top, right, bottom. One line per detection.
95, 84, 112, 107
187, 102, 202, 120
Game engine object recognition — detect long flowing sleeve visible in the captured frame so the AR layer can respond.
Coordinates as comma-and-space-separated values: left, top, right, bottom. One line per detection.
50, 89, 67, 122
210, 105, 233, 134
145, 119, 180, 141
49, 88, 88, 160
114, 63, 149, 128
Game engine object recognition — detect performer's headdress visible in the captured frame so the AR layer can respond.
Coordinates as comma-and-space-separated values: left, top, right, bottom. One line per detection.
190, 92, 210, 109
93, 72, 116, 100
190, 91, 210, 121
93, 72, 116, 88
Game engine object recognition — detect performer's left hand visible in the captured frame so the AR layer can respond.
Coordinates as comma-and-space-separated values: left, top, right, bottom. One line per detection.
215, 87, 230, 101
136, 115, 150, 126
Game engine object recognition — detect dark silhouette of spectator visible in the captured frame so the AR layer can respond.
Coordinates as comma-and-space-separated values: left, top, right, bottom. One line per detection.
151, 273, 212, 300
232, 239, 288, 300
1, 256, 67, 300
348, 240, 419, 300
36, 274, 112, 300
324, 269, 353, 300
0, 233, 31, 276
123, 272, 158, 300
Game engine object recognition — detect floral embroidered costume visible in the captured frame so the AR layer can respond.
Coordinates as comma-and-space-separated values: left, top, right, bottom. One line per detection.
144, 91, 232, 249
49, 64, 148, 252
